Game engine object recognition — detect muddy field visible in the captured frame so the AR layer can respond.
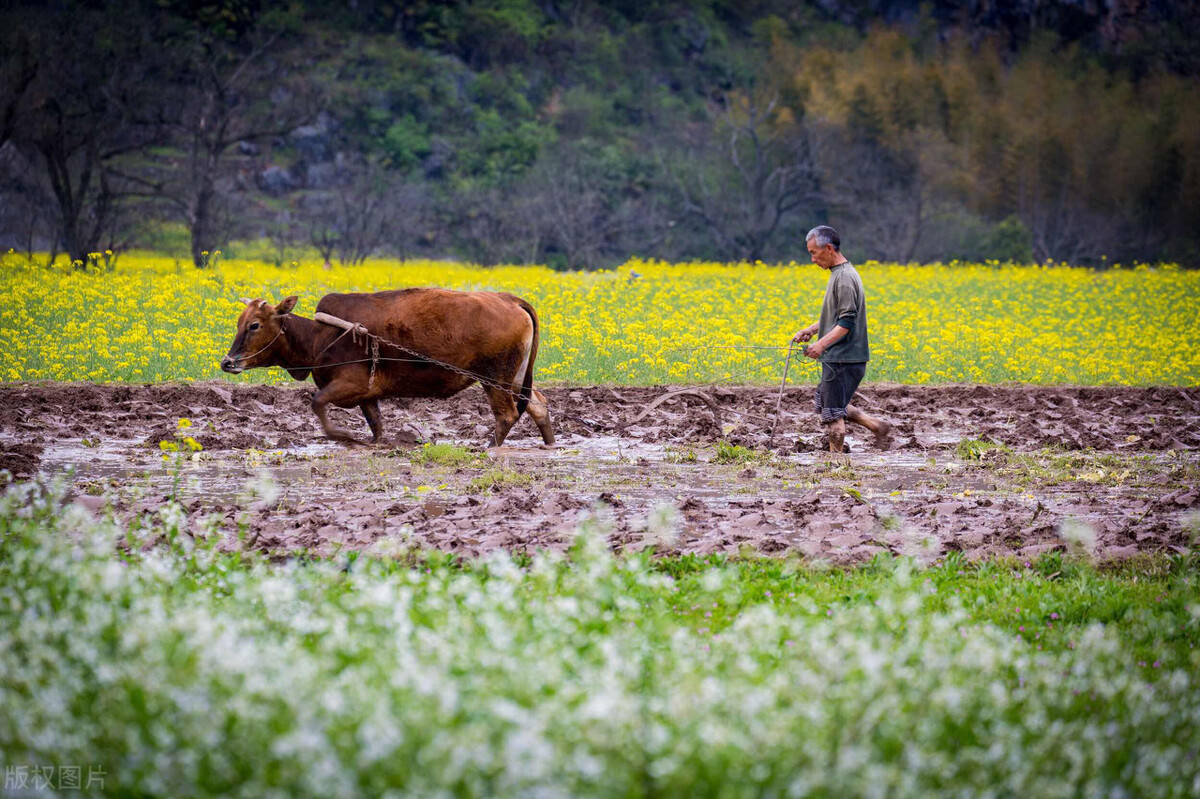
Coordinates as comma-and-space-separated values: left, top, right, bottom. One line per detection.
3, 382, 1199, 562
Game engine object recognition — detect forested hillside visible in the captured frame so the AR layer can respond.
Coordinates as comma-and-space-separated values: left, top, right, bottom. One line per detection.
2, 0, 1198, 267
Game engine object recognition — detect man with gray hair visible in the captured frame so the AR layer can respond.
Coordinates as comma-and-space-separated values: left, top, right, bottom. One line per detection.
792, 225, 892, 453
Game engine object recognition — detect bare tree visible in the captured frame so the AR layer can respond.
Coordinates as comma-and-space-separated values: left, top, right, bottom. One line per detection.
0, 142, 53, 262
143, 29, 318, 267
262, 204, 301, 268
668, 93, 818, 262
380, 180, 431, 263
1010, 141, 1118, 263
2, 9, 169, 264
0, 30, 36, 149
811, 124, 933, 263
449, 187, 530, 266
307, 196, 340, 267
512, 148, 645, 269
334, 167, 391, 266
298, 160, 427, 266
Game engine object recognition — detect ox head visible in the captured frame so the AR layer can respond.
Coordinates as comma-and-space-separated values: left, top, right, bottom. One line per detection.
220, 296, 298, 374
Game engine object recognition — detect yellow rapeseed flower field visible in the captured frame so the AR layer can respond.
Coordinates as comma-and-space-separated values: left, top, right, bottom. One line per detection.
2, 252, 1197, 386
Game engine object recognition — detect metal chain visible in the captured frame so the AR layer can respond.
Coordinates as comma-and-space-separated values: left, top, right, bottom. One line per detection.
263, 322, 817, 434
306, 319, 538, 403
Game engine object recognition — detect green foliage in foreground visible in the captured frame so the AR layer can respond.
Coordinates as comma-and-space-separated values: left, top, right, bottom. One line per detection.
1, 480, 1199, 797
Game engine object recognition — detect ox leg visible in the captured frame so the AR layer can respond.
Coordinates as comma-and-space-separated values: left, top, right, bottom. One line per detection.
312, 383, 366, 444
526, 388, 556, 445
360, 399, 384, 444
483, 385, 520, 447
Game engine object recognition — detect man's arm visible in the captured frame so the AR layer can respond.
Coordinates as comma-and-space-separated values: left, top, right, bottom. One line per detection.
804, 324, 849, 359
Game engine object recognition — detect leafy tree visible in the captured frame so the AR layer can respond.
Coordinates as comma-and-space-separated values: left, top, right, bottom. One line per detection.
381, 116, 432, 171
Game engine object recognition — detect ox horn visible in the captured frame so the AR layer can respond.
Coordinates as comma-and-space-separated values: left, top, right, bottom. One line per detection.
238, 297, 253, 304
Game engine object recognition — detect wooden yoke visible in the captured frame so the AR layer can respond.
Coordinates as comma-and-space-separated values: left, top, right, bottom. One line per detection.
314, 311, 367, 336
314, 311, 379, 388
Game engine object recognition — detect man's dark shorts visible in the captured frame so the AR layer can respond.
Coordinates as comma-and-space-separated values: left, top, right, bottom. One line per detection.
814, 361, 866, 424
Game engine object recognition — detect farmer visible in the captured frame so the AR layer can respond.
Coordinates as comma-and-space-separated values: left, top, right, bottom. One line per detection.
791, 225, 892, 453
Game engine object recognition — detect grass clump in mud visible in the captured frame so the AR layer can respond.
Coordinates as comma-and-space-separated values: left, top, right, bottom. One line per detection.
955, 437, 1012, 462
714, 441, 771, 465
468, 467, 533, 493
960, 443, 1167, 489
1012, 450, 1140, 487
409, 441, 482, 467
2, 477, 1199, 798
664, 446, 698, 463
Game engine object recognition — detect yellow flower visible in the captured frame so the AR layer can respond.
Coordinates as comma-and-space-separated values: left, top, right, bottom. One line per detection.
0, 253, 1195, 386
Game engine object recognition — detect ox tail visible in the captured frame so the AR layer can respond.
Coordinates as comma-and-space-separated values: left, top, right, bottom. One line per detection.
515, 298, 539, 419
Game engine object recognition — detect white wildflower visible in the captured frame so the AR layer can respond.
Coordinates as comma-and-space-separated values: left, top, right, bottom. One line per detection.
1058, 517, 1097, 558
644, 502, 680, 549
898, 524, 939, 566
1182, 511, 1200, 547
242, 469, 279, 507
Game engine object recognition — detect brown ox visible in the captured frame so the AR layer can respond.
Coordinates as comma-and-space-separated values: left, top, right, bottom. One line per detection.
220, 290, 555, 447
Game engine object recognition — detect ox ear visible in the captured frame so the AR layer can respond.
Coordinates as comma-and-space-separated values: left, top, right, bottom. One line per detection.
275, 295, 298, 316
238, 297, 253, 305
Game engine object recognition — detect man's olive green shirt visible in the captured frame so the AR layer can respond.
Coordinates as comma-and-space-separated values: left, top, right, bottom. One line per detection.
817, 261, 870, 363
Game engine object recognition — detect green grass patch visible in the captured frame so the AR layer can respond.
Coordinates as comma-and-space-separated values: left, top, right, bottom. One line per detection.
713, 441, 769, 465
468, 467, 533, 492
656, 550, 1199, 666
955, 437, 1011, 462
409, 441, 482, 467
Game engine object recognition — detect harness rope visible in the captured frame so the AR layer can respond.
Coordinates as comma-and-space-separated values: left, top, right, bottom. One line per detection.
231, 324, 285, 365
240, 313, 819, 435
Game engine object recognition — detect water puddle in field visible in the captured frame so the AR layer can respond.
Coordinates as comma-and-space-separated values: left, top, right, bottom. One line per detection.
39, 439, 138, 474
490, 434, 667, 462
